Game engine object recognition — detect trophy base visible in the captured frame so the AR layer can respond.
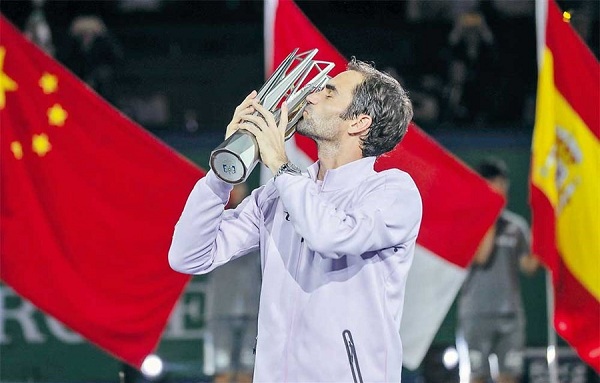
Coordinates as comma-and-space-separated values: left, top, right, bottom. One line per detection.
211, 150, 260, 185
211, 150, 248, 184
210, 130, 260, 185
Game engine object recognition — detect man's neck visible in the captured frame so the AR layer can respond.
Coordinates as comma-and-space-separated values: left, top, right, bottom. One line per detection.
316, 142, 363, 180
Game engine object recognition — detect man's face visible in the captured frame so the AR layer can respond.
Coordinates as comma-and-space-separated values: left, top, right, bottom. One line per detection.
488, 176, 509, 198
296, 70, 364, 142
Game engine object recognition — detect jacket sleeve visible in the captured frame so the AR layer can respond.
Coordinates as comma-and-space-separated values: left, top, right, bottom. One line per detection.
273, 171, 422, 259
168, 170, 262, 275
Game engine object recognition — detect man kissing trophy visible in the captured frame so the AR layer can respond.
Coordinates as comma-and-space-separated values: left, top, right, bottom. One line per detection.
210, 49, 335, 184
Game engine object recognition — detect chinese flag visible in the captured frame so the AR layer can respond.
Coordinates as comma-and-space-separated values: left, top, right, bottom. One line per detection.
531, 0, 599, 371
0, 17, 203, 367
265, 0, 506, 368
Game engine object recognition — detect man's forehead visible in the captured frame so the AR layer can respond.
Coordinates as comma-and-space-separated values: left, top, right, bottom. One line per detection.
328, 70, 364, 91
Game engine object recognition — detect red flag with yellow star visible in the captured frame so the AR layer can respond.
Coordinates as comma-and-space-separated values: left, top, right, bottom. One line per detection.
531, 0, 600, 371
0, 17, 203, 367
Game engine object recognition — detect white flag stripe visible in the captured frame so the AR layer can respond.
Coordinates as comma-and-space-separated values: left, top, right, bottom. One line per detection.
400, 245, 468, 369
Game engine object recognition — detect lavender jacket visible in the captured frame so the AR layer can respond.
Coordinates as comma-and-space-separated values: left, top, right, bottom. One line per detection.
169, 156, 422, 383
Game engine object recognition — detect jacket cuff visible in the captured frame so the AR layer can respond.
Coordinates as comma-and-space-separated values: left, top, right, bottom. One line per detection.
204, 170, 234, 203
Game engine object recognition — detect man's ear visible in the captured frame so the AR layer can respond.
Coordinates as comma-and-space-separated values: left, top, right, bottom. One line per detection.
348, 114, 372, 136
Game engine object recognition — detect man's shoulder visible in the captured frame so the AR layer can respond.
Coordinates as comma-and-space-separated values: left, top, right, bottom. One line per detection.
250, 180, 280, 208
372, 166, 416, 182
371, 167, 420, 194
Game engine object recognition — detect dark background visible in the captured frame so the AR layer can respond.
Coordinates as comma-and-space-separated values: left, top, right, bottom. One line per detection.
3, 0, 597, 137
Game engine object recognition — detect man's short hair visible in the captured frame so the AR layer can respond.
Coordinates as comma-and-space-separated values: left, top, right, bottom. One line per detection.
341, 58, 413, 157
477, 157, 509, 180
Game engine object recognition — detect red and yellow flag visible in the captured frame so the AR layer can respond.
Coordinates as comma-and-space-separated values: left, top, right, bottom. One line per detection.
531, 0, 600, 371
0, 17, 203, 367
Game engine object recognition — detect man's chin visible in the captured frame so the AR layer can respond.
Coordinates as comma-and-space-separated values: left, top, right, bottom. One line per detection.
295, 120, 308, 136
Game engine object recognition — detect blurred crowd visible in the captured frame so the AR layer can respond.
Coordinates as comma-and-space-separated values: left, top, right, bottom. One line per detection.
6, 0, 597, 134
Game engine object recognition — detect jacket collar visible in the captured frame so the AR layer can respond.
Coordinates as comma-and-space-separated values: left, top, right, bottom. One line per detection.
306, 157, 377, 191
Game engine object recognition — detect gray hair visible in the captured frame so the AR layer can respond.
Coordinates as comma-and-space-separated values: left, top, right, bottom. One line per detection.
340, 58, 413, 157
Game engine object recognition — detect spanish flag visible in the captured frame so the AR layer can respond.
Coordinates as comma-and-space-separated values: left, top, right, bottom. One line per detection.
531, 0, 599, 371
0, 17, 204, 367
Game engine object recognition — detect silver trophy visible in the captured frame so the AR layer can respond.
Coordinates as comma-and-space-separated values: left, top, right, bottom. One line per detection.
210, 48, 335, 184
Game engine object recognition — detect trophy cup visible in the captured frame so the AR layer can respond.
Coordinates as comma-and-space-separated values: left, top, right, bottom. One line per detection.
210, 49, 335, 184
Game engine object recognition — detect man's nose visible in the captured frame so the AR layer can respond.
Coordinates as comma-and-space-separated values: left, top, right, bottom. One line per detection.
306, 90, 319, 104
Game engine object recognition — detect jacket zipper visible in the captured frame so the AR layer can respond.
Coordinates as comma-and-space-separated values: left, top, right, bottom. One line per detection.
343, 329, 364, 383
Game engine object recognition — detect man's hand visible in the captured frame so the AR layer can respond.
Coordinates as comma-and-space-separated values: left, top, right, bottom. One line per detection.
225, 90, 257, 140
239, 100, 289, 175
520, 253, 540, 275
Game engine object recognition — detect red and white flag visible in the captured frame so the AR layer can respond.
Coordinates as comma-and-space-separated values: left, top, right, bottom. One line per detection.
264, 0, 505, 368
0, 17, 203, 368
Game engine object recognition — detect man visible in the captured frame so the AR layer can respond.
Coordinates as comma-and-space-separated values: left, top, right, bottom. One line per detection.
169, 59, 422, 383
457, 158, 539, 383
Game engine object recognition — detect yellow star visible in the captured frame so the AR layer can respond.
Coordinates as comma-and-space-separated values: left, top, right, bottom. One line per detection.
0, 46, 18, 110
48, 103, 68, 126
10, 141, 23, 159
39, 72, 58, 94
32, 133, 52, 156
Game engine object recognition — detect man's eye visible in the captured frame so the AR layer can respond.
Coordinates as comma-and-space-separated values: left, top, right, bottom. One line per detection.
310, 85, 323, 94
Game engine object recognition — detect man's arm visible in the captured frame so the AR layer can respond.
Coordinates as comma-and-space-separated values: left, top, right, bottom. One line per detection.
472, 226, 496, 265
515, 214, 539, 275
168, 171, 262, 275
169, 91, 263, 274
275, 171, 422, 259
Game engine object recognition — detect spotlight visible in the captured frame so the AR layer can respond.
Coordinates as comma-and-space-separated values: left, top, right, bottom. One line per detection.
443, 346, 459, 370
140, 354, 164, 381
547, 345, 557, 364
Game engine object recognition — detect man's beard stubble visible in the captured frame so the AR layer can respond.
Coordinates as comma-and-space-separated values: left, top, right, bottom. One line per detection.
295, 117, 315, 139
295, 111, 342, 143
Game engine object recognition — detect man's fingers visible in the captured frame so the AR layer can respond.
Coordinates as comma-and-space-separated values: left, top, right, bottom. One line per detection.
240, 115, 268, 131
251, 100, 278, 128
278, 101, 289, 133
231, 90, 257, 119
241, 90, 257, 104
240, 122, 261, 138
226, 90, 258, 140
233, 103, 255, 119
237, 106, 255, 118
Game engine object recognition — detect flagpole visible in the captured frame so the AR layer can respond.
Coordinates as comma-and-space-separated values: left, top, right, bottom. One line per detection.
534, 0, 560, 378
535, 0, 547, 68
545, 270, 559, 383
